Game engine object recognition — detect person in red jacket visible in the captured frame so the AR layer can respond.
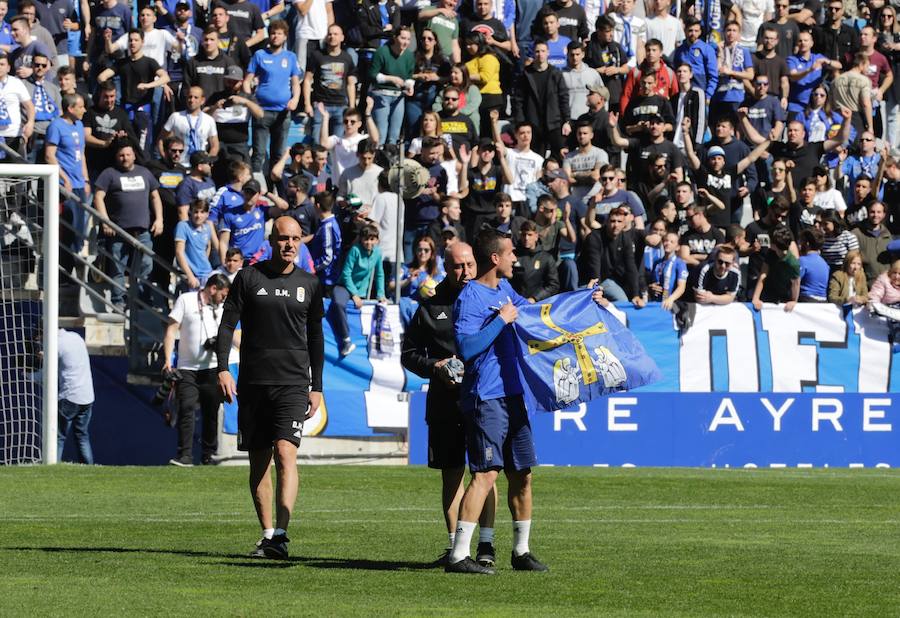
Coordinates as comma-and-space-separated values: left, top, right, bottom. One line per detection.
619, 38, 678, 113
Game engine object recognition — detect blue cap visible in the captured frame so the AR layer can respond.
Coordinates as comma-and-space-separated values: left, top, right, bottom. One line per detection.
707, 146, 726, 159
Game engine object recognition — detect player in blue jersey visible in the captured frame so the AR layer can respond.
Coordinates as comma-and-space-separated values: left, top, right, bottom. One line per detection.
447, 226, 606, 574
446, 226, 545, 574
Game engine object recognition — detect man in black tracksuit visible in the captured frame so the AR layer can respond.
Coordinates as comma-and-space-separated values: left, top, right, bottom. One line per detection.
400, 242, 497, 568
216, 216, 325, 561
511, 220, 560, 302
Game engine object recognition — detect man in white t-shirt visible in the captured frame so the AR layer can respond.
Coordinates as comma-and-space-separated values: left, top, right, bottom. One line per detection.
159, 86, 219, 165
162, 273, 234, 466
319, 104, 379, 186
109, 6, 180, 69
732, 0, 774, 51
503, 122, 545, 207
293, 0, 334, 71
645, 0, 685, 57
0, 53, 35, 154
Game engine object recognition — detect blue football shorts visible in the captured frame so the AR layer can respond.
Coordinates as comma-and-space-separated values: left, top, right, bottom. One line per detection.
462, 395, 537, 473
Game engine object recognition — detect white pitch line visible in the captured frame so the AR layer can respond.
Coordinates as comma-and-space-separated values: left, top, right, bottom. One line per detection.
0, 517, 898, 525
1, 503, 899, 521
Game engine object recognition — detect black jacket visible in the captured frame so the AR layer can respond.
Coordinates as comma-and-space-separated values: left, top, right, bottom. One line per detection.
513, 64, 570, 130
813, 23, 860, 68
580, 229, 640, 298
400, 277, 461, 424
670, 88, 702, 143
356, 0, 401, 49
511, 246, 560, 302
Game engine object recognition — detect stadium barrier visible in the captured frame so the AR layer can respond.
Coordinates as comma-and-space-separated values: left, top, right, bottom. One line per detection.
80, 301, 897, 466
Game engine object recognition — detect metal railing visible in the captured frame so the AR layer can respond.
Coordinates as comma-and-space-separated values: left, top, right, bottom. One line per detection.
3, 143, 182, 377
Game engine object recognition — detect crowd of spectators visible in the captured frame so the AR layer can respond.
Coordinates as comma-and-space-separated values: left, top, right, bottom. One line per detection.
3, 0, 900, 349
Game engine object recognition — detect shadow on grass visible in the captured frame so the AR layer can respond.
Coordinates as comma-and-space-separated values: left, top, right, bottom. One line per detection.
219, 557, 435, 571
6, 546, 437, 571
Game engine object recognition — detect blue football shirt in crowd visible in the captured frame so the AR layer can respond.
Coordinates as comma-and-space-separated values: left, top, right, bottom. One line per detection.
799, 253, 830, 300
209, 185, 244, 224
652, 254, 689, 297
786, 53, 826, 113
46, 117, 86, 189
247, 48, 302, 110
219, 204, 272, 264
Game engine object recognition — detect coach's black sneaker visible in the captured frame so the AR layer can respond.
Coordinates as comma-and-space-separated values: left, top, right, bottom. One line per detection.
511, 551, 549, 572
445, 556, 495, 575
250, 534, 290, 560
168, 456, 193, 467
475, 542, 496, 567
263, 534, 290, 559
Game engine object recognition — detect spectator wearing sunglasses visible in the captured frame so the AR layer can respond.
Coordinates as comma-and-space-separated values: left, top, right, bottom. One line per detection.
839, 130, 882, 205
812, 0, 860, 70
694, 244, 740, 305
23, 51, 59, 163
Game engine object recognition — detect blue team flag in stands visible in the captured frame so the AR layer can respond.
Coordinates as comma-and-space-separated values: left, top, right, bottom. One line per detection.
514, 289, 662, 412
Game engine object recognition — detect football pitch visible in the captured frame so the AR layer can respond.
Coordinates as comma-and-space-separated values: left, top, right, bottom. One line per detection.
1, 466, 898, 617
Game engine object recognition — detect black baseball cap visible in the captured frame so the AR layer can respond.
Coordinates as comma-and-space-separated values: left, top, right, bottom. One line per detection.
190, 151, 214, 167
476, 138, 495, 152
242, 179, 262, 195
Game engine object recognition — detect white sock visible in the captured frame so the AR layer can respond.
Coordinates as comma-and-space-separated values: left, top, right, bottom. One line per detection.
449, 521, 476, 563
263, 528, 274, 540
478, 527, 494, 544
447, 532, 455, 549
274, 527, 286, 538
513, 520, 531, 556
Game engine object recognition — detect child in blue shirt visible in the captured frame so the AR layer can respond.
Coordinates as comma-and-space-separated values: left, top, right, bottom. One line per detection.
649, 231, 689, 311
175, 198, 213, 290
798, 227, 830, 302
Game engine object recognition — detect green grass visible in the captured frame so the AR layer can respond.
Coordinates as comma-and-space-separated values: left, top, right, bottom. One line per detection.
1, 466, 898, 617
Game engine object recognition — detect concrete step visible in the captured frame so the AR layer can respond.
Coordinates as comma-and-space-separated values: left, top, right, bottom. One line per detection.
83, 315, 127, 355
215, 433, 409, 466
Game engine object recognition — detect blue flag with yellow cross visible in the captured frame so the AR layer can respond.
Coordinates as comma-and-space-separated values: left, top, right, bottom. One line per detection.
514, 289, 662, 412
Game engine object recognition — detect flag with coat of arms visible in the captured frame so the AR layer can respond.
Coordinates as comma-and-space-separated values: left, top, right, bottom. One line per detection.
514, 289, 661, 412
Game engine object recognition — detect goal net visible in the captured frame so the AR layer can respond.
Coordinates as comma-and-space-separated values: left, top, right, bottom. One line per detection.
0, 165, 59, 465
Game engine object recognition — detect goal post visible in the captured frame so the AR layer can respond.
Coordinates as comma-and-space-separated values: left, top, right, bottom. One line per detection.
0, 164, 59, 465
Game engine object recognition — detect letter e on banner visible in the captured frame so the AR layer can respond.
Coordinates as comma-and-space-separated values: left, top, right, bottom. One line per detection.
863, 398, 892, 432
608, 397, 638, 431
